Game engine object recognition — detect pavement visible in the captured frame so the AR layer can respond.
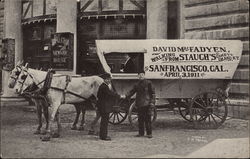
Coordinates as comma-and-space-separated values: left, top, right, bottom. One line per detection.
143, 138, 249, 158
1, 105, 249, 158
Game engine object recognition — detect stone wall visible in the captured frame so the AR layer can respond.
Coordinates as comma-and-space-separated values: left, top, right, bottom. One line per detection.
182, 0, 249, 119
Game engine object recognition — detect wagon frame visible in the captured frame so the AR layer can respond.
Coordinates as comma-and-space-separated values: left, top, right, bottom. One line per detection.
95, 39, 242, 129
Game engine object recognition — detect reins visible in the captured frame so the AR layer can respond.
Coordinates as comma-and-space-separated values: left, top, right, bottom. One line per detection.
20, 69, 46, 93
21, 69, 97, 105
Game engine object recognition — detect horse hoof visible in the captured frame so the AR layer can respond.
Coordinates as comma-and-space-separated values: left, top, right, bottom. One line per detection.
41, 136, 50, 142
71, 126, 77, 130
34, 130, 41, 135
52, 133, 60, 138
78, 126, 84, 131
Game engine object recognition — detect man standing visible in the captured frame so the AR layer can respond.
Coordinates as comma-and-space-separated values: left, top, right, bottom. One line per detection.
96, 73, 121, 141
88, 81, 117, 135
126, 71, 155, 138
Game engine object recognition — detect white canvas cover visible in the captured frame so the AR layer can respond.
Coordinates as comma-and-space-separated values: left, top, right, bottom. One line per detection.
96, 39, 243, 79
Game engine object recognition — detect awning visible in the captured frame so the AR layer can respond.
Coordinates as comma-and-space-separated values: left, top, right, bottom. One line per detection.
79, 13, 146, 20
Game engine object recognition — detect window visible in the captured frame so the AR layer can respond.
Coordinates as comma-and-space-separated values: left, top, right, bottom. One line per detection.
23, 22, 56, 70
104, 52, 144, 73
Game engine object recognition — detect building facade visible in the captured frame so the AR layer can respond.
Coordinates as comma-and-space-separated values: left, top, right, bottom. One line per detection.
0, 0, 249, 118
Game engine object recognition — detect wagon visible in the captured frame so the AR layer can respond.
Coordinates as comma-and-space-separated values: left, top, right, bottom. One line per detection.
95, 39, 243, 129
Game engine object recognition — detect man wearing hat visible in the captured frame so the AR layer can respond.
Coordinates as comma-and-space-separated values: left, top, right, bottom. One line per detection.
126, 70, 155, 138
96, 73, 122, 141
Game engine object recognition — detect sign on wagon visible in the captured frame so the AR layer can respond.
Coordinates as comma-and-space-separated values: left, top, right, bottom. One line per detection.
144, 40, 242, 79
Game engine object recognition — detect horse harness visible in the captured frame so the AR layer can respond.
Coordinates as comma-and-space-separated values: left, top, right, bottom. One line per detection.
22, 70, 96, 105
10, 65, 22, 82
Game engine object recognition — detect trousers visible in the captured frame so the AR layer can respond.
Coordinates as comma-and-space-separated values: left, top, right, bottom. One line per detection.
137, 106, 152, 136
99, 112, 110, 139
90, 110, 101, 131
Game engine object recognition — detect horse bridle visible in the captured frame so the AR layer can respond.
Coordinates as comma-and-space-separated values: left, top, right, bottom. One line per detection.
17, 69, 45, 93
10, 65, 22, 83
18, 69, 66, 93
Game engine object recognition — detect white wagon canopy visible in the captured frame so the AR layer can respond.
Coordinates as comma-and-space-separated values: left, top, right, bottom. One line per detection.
96, 39, 243, 79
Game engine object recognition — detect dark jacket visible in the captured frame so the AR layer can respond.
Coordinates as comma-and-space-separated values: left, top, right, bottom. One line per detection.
124, 58, 137, 73
96, 83, 120, 114
126, 79, 155, 107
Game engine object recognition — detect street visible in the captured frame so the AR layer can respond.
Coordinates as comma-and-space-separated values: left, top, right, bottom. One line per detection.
1, 105, 249, 158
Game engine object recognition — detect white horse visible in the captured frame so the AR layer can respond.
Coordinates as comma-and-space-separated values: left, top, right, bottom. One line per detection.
8, 63, 51, 134
14, 65, 104, 141
8, 64, 97, 134
8, 61, 23, 89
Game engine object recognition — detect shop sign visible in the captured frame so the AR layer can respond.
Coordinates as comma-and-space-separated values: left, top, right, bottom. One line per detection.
51, 32, 74, 70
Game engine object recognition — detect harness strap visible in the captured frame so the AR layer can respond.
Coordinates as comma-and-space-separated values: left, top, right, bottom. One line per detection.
41, 70, 54, 94
62, 75, 71, 104
50, 86, 95, 104
22, 86, 50, 108
29, 69, 54, 107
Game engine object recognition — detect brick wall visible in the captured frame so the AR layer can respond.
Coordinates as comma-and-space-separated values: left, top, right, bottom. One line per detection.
182, 0, 249, 119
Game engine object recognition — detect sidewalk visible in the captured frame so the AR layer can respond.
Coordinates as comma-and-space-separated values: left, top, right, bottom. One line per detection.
187, 138, 249, 158
144, 138, 249, 158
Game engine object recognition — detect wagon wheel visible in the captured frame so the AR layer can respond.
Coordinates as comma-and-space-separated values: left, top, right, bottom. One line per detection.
190, 92, 228, 129
178, 99, 192, 122
128, 101, 157, 127
108, 99, 128, 125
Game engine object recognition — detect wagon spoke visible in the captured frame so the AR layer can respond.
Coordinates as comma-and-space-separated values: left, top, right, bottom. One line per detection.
212, 113, 223, 120
192, 92, 227, 129
206, 96, 209, 107
109, 113, 114, 119
132, 116, 138, 121
202, 117, 207, 122
211, 114, 218, 124
118, 112, 124, 118
116, 114, 120, 122
113, 114, 116, 123
109, 109, 128, 125
199, 112, 207, 121
206, 97, 210, 107
194, 101, 206, 109
195, 109, 198, 120
199, 95, 207, 107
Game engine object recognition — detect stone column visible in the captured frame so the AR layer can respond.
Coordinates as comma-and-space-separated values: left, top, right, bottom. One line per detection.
146, 0, 168, 39
56, 0, 77, 75
1, 0, 23, 98
4, 0, 23, 64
